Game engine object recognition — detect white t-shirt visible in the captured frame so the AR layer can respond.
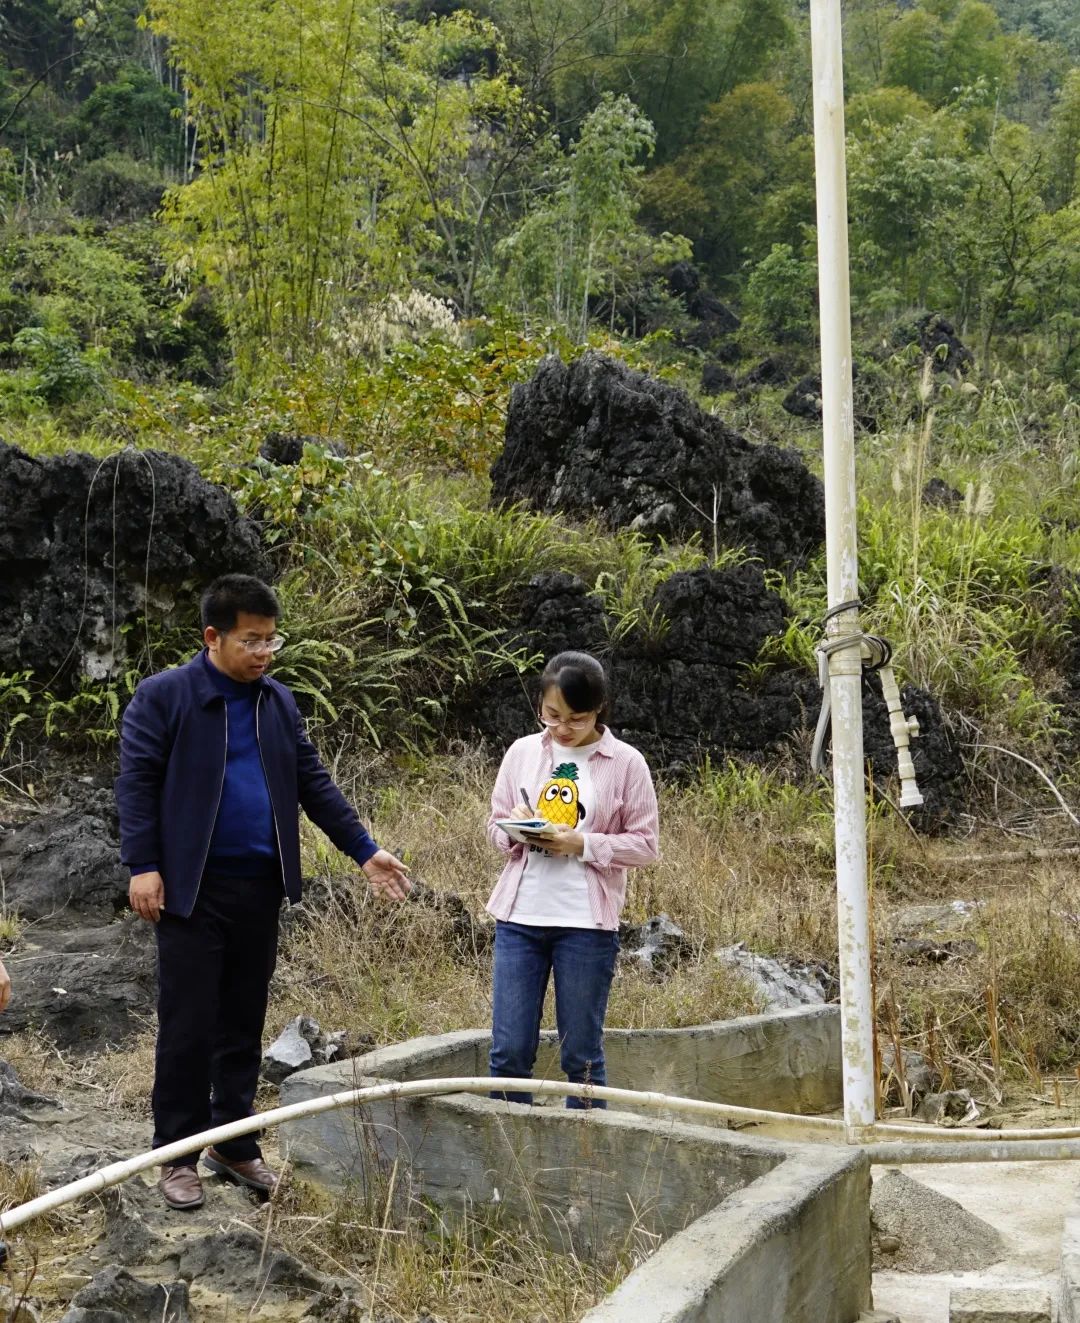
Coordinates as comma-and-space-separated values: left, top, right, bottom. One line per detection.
508, 741, 599, 928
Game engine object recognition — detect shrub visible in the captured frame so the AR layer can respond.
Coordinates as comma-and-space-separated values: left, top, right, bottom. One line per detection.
77, 63, 183, 169
11, 327, 109, 406
741, 242, 818, 346
0, 289, 36, 352
4, 232, 151, 358
71, 153, 166, 221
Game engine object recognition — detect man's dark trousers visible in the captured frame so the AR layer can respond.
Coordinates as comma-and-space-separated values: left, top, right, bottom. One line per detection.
153, 871, 282, 1167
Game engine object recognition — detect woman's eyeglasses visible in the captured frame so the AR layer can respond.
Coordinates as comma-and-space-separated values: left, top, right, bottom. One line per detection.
538, 712, 595, 731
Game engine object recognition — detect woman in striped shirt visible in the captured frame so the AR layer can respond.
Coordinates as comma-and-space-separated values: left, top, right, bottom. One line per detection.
485, 651, 660, 1107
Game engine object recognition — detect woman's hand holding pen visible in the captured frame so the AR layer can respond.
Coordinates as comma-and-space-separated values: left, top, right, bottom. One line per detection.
509, 784, 583, 854
506, 785, 534, 819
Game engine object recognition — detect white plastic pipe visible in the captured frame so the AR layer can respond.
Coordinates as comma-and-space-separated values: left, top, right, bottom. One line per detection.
877, 662, 924, 808
8, 1075, 1080, 1238
0, 1076, 843, 1236
809, 0, 875, 1139
864, 1138, 1080, 1164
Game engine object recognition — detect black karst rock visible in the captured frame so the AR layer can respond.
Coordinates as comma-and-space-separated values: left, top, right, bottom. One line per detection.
614, 564, 800, 770
492, 352, 824, 569
739, 354, 801, 388
259, 431, 346, 466
0, 441, 269, 688
922, 476, 963, 508
891, 312, 974, 374
1, 918, 157, 1050
455, 571, 609, 743
780, 370, 879, 432
458, 564, 964, 822
0, 799, 127, 924
62, 1266, 190, 1323
700, 361, 736, 395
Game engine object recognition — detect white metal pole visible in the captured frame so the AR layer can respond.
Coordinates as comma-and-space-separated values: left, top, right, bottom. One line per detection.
809, 0, 876, 1138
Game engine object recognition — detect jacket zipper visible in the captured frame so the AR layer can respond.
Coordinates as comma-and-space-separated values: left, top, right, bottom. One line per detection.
191, 701, 228, 911
255, 689, 287, 895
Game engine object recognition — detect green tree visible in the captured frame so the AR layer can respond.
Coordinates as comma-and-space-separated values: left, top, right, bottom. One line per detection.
932, 122, 1060, 360
0, 0, 145, 153
488, 0, 792, 163
151, 0, 524, 368
78, 62, 182, 170
989, 0, 1080, 58
1047, 68, 1080, 207
494, 93, 687, 338
847, 101, 972, 308
882, 0, 1015, 107
741, 241, 818, 346
1016, 202, 1080, 380
641, 82, 798, 280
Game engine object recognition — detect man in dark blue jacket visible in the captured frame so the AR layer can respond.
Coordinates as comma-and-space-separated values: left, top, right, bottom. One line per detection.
116, 574, 409, 1211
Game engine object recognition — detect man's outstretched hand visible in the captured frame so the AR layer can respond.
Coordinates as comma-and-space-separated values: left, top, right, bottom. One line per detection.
361, 849, 411, 902
130, 870, 165, 922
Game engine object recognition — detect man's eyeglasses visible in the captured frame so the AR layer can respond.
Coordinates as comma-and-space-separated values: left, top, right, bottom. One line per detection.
228, 634, 286, 654
538, 712, 595, 732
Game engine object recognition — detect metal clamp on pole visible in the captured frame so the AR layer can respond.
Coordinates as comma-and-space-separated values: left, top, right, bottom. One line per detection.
811, 599, 924, 809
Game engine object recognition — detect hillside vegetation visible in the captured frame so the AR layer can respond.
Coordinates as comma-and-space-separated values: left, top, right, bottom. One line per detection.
3, 1, 1080, 1314
2, 0, 1080, 1200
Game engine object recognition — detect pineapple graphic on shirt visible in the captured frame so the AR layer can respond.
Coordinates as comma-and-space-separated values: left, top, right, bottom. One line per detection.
538, 762, 585, 827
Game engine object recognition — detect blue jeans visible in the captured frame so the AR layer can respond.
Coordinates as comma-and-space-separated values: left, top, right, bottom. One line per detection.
490, 921, 619, 1108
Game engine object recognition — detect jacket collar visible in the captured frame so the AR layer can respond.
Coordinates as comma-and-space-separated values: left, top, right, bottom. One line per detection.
186, 648, 267, 706
539, 724, 615, 758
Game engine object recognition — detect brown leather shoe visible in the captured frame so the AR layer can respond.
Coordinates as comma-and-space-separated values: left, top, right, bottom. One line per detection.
158, 1163, 204, 1210
203, 1146, 278, 1194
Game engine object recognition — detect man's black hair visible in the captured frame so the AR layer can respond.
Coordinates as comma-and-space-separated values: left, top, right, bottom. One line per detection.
200, 574, 280, 632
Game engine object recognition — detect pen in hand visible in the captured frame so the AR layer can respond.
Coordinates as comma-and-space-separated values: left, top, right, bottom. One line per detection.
519, 787, 532, 814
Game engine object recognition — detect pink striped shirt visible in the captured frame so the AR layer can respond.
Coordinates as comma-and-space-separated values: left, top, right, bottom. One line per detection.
485, 727, 660, 931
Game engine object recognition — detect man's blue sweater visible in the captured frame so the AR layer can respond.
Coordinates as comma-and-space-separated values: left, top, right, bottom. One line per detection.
203, 653, 278, 874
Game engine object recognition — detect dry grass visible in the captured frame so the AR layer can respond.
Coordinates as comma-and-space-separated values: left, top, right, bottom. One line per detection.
6, 748, 1080, 1320
0, 1158, 102, 1313
1, 1027, 156, 1115
268, 1171, 636, 1322
5, 745, 1076, 1135
275, 748, 1080, 1112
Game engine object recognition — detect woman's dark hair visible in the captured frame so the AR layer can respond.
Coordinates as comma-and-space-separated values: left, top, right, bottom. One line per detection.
539, 651, 611, 723
200, 574, 280, 632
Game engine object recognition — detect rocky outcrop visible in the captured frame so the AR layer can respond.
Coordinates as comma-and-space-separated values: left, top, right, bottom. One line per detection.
261, 1015, 350, 1085
3, 917, 156, 1050
890, 312, 974, 374
665, 260, 740, 351
620, 914, 693, 976
61, 1266, 189, 1323
0, 793, 127, 925
493, 352, 824, 568
0, 787, 156, 1050
714, 943, 834, 1009
780, 369, 879, 432
0, 441, 268, 689
457, 566, 965, 821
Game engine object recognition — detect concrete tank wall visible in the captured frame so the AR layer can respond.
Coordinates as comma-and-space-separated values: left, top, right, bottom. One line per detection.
284, 1076, 785, 1251
1061, 1189, 1080, 1323
298, 1005, 842, 1113
279, 1007, 868, 1323
581, 1149, 870, 1323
